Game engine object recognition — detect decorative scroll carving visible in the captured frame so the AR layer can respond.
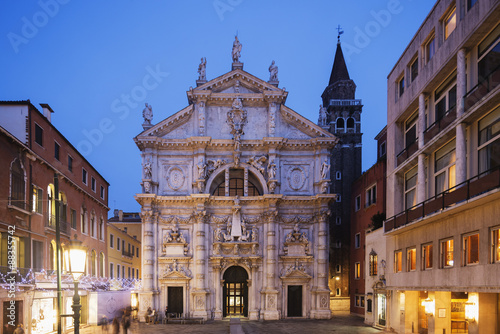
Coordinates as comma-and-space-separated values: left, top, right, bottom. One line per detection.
279, 215, 312, 224
159, 215, 193, 225
247, 155, 267, 176
284, 223, 310, 255
163, 225, 189, 255
205, 159, 227, 178
227, 97, 247, 151
288, 166, 306, 190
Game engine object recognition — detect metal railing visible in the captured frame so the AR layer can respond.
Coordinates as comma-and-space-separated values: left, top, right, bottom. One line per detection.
464, 65, 500, 111
329, 99, 362, 106
423, 106, 457, 144
45, 214, 70, 235
0, 266, 33, 283
396, 140, 418, 166
385, 165, 500, 233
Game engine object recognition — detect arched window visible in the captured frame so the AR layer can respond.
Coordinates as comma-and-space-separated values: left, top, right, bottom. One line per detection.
210, 169, 263, 196
336, 118, 345, 131
49, 240, 57, 271
47, 185, 56, 227
347, 117, 355, 130
59, 192, 67, 225
99, 252, 105, 277
90, 213, 96, 238
99, 218, 104, 240
91, 250, 97, 277
10, 159, 25, 209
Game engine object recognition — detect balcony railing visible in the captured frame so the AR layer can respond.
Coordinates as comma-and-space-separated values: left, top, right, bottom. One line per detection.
122, 250, 134, 258
385, 165, 500, 233
464, 65, 500, 111
396, 140, 418, 166
0, 266, 33, 283
45, 214, 70, 235
328, 99, 362, 107
7, 197, 30, 213
423, 106, 457, 144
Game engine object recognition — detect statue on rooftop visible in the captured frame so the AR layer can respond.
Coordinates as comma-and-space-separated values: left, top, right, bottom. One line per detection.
198, 57, 206, 81
232, 36, 242, 63
142, 103, 153, 124
269, 60, 278, 82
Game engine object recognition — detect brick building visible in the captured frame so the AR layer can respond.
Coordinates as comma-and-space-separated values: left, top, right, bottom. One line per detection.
0, 100, 109, 333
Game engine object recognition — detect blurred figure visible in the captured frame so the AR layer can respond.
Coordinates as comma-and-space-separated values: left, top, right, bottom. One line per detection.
13, 324, 24, 334
112, 317, 120, 334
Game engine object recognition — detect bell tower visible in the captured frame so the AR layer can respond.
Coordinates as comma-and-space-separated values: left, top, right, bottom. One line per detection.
319, 29, 362, 308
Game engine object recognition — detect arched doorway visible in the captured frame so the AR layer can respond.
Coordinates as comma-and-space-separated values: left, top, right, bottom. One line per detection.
223, 266, 248, 317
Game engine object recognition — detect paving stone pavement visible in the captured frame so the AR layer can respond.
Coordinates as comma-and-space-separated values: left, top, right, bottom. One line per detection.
78, 312, 385, 334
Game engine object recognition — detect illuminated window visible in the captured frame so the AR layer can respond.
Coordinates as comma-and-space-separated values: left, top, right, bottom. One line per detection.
405, 166, 418, 209
478, 107, 500, 173
369, 251, 378, 276
407, 247, 417, 271
32, 185, 43, 214
354, 262, 361, 279
463, 233, 479, 265
491, 227, 500, 263
395, 250, 403, 273
422, 243, 433, 270
441, 238, 454, 268
444, 7, 457, 40
434, 139, 456, 194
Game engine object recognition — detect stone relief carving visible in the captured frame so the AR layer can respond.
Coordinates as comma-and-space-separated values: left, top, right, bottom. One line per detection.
269, 103, 276, 136
196, 158, 206, 180
163, 225, 189, 255
166, 166, 185, 191
227, 97, 247, 152
205, 159, 227, 178
285, 223, 308, 243
247, 155, 267, 176
281, 259, 307, 276
287, 166, 306, 191
267, 160, 277, 180
144, 181, 151, 193
284, 223, 310, 255
163, 259, 191, 278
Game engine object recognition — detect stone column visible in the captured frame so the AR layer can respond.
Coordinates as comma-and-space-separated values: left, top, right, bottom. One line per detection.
197, 101, 206, 136
311, 210, 331, 319
269, 102, 277, 137
213, 263, 223, 320
262, 211, 279, 320
248, 262, 259, 320
418, 93, 426, 149
139, 210, 156, 321
417, 154, 426, 204
456, 48, 467, 185
192, 211, 209, 319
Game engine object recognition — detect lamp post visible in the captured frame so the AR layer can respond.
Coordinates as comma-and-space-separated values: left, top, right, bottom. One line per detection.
66, 235, 87, 334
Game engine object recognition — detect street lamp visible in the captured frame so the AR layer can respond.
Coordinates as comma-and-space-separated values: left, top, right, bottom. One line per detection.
66, 235, 87, 334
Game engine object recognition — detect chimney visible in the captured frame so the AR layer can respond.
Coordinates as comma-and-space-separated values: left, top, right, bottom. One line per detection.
114, 209, 119, 217
40, 103, 54, 123
119, 210, 123, 221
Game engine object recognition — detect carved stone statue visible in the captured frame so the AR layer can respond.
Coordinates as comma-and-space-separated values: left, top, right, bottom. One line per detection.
214, 226, 222, 242
142, 103, 153, 124
198, 57, 206, 81
251, 225, 258, 242
232, 36, 242, 62
320, 159, 330, 179
267, 160, 277, 179
269, 60, 278, 82
318, 105, 328, 126
197, 159, 206, 179
143, 160, 152, 179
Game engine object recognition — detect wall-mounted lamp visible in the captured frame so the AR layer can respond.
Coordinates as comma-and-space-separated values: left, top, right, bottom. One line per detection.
422, 298, 435, 316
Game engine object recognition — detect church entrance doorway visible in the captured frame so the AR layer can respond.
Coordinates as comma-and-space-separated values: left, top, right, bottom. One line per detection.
287, 285, 302, 317
223, 266, 248, 317
168, 287, 183, 316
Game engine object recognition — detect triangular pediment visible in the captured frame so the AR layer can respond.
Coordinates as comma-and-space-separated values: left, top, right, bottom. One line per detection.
136, 104, 194, 138
194, 69, 282, 94
280, 105, 335, 139
161, 270, 191, 280
281, 269, 312, 279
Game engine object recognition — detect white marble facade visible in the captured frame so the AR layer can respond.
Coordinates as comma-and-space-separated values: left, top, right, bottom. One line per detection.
135, 53, 337, 321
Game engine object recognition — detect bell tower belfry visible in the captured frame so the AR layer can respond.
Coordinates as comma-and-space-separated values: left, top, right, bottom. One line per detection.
319, 29, 362, 308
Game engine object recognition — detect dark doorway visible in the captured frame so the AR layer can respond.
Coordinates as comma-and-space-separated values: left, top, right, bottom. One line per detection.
287, 285, 302, 317
168, 287, 183, 316
223, 266, 248, 317
3, 301, 23, 334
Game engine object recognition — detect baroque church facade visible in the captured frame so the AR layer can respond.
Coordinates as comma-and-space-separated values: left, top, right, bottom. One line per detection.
134, 38, 337, 321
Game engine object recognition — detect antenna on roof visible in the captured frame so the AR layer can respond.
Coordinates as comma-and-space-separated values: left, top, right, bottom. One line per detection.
336, 25, 344, 44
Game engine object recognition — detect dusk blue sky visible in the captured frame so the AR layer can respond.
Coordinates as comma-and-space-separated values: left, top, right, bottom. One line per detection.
1, 1, 435, 213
